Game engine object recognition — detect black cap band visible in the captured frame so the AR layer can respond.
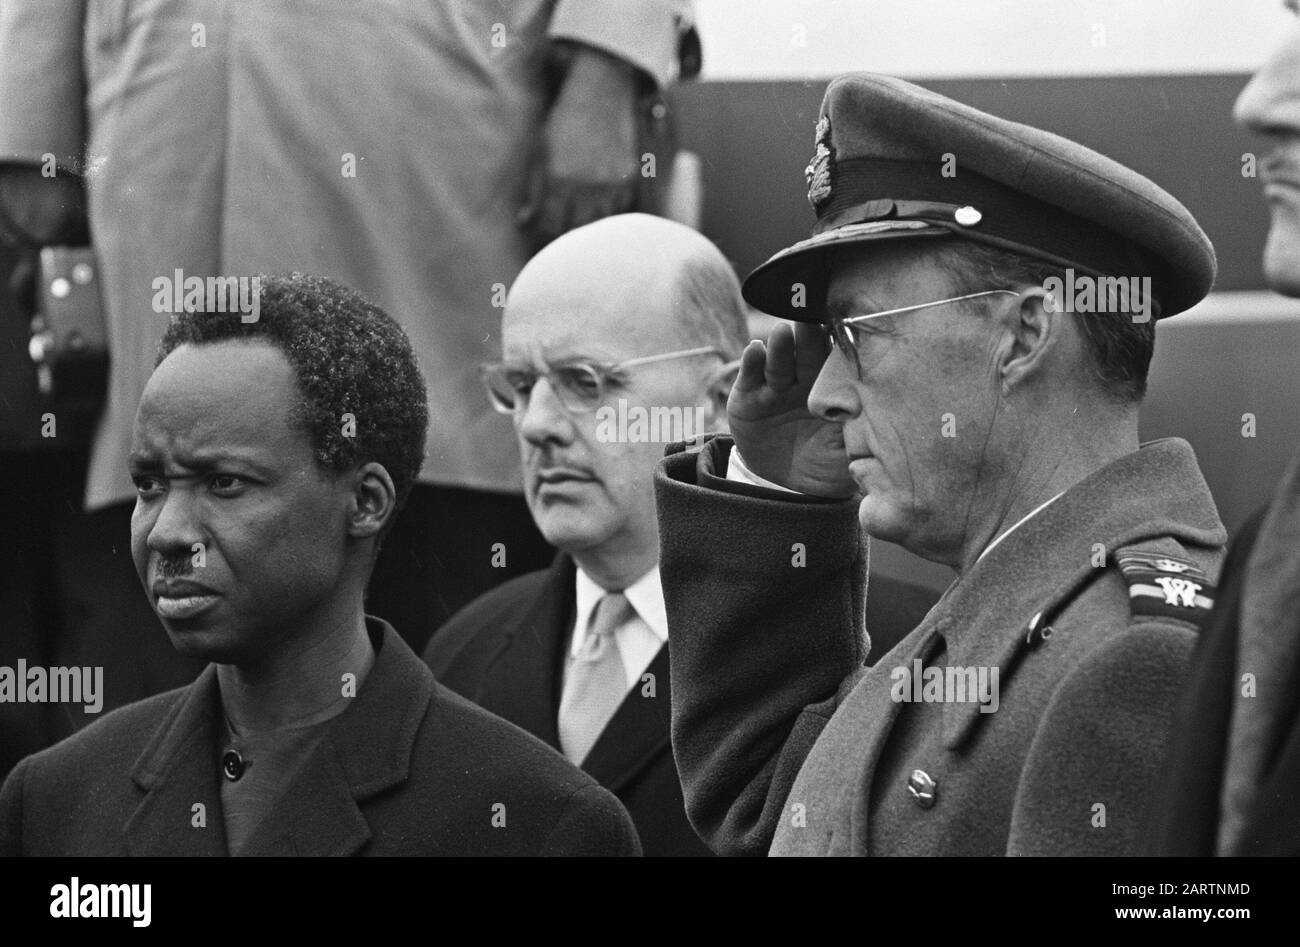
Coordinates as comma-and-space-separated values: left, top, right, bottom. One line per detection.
819, 158, 1172, 303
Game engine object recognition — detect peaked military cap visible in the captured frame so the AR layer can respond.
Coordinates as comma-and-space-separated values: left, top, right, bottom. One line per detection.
743, 73, 1217, 321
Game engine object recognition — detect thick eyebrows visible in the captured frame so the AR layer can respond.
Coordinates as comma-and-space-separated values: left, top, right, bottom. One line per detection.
127, 448, 161, 473
127, 445, 274, 476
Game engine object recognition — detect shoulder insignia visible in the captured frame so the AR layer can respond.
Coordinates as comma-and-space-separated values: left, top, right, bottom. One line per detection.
1116, 550, 1216, 625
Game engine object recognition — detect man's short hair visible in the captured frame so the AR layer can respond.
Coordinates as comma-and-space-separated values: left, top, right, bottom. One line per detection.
935, 241, 1155, 403
673, 249, 751, 362
156, 273, 429, 515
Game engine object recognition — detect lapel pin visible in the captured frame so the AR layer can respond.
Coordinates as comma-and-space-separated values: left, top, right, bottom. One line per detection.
908, 768, 937, 809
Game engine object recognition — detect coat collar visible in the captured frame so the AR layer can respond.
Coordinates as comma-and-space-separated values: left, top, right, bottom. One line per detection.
479, 553, 672, 789
125, 617, 433, 856
934, 438, 1226, 749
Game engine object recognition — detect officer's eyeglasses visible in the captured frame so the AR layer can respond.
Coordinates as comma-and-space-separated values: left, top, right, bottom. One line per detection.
827, 289, 1020, 373
482, 346, 731, 415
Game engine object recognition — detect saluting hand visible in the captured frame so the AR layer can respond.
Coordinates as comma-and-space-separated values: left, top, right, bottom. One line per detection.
728, 322, 857, 499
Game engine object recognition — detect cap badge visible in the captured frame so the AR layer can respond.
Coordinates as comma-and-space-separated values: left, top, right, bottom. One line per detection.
805, 115, 834, 211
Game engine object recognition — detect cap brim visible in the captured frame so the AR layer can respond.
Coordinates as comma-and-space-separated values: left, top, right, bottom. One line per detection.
741, 220, 952, 321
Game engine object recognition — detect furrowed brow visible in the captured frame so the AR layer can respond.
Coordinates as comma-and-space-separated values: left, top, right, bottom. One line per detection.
127, 452, 161, 473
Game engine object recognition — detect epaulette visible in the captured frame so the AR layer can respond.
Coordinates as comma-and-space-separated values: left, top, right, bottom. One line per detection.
1114, 540, 1217, 629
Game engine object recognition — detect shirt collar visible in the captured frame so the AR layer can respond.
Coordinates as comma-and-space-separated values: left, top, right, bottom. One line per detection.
572, 563, 668, 657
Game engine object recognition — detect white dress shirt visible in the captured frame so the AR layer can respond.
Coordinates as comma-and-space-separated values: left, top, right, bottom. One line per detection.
569, 565, 669, 691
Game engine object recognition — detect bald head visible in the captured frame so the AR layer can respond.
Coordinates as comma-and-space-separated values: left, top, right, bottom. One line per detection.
499, 214, 748, 589
505, 213, 747, 363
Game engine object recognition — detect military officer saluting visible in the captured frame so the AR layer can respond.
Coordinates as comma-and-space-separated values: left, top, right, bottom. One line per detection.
654, 73, 1227, 856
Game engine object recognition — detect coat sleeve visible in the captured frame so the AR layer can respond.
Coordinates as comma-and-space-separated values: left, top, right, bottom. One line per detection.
549, 0, 692, 89
0, 0, 88, 171
541, 783, 642, 857
1006, 621, 1197, 855
654, 437, 867, 856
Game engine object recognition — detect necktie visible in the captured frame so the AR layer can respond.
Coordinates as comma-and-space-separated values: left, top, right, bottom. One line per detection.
559, 592, 631, 765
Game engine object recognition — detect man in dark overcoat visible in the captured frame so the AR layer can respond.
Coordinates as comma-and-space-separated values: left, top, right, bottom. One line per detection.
0, 274, 639, 856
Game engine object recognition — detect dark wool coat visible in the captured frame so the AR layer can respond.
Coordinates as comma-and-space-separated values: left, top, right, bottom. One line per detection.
0, 619, 639, 856
425, 554, 708, 858
655, 436, 1226, 856
424, 553, 937, 856
1144, 508, 1300, 855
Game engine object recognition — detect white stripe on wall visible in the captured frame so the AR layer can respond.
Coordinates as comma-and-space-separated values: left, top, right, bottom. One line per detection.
1169, 290, 1300, 326
695, 0, 1291, 81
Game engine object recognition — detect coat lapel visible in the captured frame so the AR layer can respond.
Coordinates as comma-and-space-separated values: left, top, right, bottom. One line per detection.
238, 619, 434, 857
474, 554, 675, 790
124, 665, 229, 856
581, 644, 672, 792
476, 554, 574, 748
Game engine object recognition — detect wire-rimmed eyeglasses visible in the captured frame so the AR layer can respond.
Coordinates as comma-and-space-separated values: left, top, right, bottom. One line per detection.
481, 345, 735, 415
827, 289, 1021, 368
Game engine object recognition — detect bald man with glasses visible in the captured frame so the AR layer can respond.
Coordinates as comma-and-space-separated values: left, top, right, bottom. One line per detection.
654, 75, 1228, 857
424, 213, 939, 856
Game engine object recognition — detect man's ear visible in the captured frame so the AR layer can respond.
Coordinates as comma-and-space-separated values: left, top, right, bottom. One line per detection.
702, 362, 739, 435
996, 288, 1059, 393
348, 462, 397, 540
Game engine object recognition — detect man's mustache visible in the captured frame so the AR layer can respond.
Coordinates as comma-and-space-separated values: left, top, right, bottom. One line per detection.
528, 448, 594, 476
154, 556, 193, 579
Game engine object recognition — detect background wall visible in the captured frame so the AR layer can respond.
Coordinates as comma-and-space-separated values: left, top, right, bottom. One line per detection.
694, 0, 1286, 80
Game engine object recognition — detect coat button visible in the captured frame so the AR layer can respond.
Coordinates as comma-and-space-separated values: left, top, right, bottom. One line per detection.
222, 749, 244, 781
908, 769, 937, 808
